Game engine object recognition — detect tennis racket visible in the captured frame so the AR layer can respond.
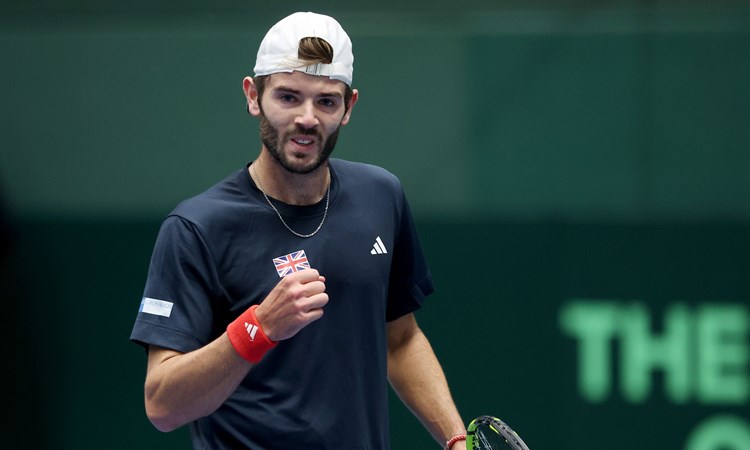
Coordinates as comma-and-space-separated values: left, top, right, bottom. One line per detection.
466, 415, 530, 450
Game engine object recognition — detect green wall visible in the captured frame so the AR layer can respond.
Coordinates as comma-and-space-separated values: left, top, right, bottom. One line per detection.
3, 1, 750, 221
2, 2, 749, 449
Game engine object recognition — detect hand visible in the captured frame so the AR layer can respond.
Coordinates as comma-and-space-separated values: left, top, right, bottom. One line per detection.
254, 269, 328, 341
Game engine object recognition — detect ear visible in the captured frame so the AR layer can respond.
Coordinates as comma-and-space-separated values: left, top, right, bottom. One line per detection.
243, 76, 262, 116
340, 88, 359, 126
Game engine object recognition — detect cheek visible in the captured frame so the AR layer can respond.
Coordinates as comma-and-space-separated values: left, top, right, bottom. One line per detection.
261, 112, 290, 135
323, 113, 347, 133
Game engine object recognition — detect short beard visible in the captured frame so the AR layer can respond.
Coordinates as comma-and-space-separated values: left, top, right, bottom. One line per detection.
259, 113, 340, 175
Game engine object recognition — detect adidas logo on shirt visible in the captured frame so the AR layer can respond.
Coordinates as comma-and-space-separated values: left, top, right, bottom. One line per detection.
371, 236, 388, 255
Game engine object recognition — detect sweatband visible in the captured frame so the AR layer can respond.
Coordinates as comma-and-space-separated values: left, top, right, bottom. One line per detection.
227, 305, 277, 363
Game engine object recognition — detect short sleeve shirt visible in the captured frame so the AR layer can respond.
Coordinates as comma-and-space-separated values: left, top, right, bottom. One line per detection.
130, 159, 434, 449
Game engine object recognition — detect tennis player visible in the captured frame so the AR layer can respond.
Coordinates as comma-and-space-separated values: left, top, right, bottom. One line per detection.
131, 11, 467, 449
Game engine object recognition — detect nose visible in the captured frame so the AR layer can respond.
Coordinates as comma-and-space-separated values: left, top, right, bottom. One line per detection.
295, 100, 319, 130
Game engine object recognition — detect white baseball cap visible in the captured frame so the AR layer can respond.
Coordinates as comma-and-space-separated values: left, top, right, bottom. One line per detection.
253, 12, 354, 86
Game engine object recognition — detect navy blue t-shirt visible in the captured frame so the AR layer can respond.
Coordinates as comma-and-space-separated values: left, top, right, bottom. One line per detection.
130, 159, 434, 449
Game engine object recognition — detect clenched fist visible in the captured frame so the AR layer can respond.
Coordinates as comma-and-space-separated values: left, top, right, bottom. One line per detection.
254, 269, 328, 341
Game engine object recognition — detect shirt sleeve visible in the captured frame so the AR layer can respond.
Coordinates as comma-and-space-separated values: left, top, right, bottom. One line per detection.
385, 189, 434, 322
130, 215, 225, 353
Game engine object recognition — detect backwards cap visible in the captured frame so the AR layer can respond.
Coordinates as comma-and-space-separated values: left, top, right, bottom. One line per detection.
253, 12, 354, 86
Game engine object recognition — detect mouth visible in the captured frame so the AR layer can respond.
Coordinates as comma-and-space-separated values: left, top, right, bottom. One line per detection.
292, 137, 314, 146
289, 133, 320, 152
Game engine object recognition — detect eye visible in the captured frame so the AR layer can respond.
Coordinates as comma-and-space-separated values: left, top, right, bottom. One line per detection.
318, 97, 338, 108
279, 94, 297, 103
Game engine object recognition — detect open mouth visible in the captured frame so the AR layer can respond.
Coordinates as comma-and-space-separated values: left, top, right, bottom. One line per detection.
289, 133, 321, 151
292, 138, 314, 146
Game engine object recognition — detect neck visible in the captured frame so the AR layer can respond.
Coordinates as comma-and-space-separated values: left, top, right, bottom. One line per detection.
250, 154, 330, 206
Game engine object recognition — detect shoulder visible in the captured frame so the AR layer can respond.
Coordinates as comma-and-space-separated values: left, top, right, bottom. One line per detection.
330, 158, 402, 192
329, 159, 410, 221
168, 167, 256, 230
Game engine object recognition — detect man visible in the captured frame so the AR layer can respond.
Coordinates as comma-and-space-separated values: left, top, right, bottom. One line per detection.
131, 11, 467, 449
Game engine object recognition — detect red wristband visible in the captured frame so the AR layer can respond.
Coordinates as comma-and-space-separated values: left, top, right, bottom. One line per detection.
227, 305, 277, 363
445, 433, 466, 450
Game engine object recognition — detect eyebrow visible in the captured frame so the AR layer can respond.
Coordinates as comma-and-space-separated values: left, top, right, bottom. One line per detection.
273, 85, 344, 99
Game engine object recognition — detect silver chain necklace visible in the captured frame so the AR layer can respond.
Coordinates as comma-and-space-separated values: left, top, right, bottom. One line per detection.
251, 162, 330, 239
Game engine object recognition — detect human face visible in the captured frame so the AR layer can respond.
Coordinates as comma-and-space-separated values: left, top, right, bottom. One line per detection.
249, 72, 356, 174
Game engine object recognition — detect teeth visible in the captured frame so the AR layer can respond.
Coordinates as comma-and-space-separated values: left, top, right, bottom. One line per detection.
295, 139, 312, 145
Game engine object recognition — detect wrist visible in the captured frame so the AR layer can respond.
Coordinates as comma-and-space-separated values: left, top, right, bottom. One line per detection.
445, 433, 466, 449
227, 305, 278, 363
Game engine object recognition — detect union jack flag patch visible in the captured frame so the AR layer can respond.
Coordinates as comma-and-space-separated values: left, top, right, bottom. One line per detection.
273, 250, 310, 278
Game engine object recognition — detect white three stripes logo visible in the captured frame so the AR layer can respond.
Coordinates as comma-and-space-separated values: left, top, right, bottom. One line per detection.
371, 236, 388, 255
244, 322, 258, 340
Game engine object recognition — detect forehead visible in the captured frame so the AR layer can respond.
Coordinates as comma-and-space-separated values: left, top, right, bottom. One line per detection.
265, 71, 347, 97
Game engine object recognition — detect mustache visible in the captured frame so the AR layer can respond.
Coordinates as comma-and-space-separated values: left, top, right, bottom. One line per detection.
294, 124, 320, 136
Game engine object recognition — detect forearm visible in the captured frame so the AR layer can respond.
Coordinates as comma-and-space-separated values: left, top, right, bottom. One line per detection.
144, 270, 327, 432
387, 317, 465, 448
145, 334, 252, 431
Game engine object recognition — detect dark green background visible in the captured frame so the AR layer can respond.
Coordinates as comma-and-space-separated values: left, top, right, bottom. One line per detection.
2, 1, 749, 449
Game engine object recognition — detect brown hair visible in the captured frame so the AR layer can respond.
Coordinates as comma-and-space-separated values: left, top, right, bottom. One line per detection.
297, 36, 335, 65
254, 37, 353, 111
